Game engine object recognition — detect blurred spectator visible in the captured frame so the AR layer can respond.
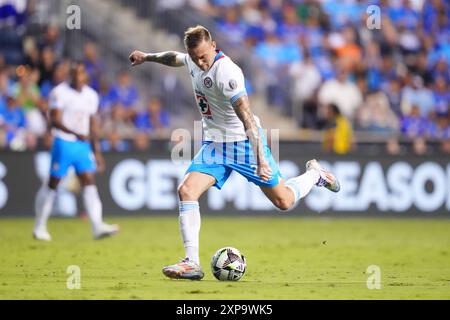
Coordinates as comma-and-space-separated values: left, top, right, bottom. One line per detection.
411, 137, 428, 155
12, 65, 40, 112
423, 0, 450, 34
23, 38, 40, 68
158, 69, 189, 115
0, 0, 28, 28
109, 70, 139, 119
100, 129, 130, 152
101, 103, 135, 141
98, 78, 115, 118
38, 24, 63, 60
254, 32, 300, 110
83, 42, 104, 92
133, 131, 151, 151
296, 0, 329, 28
400, 75, 435, 118
0, 67, 10, 97
318, 67, 363, 121
11, 66, 46, 139
431, 59, 450, 84
40, 60, 70, 99
134, 98, 170, 137
386, 137, 401, 155
398, 25, 421, 55
288, 52, 321, 104
334, 26, 362, 70
322, 103, 354, 155
411, 50, 433, 85
429, 111, 450, 133
38, 46, 56, 86
355, 91, 399, 135
217, 6, 246, 48
401, 105, 429, 139
1, 93, 26, 150
277, 4, 303, 44
100, 102, 134, 152
433, 76, 450, 116
383, 77, 403, 117
288, 53, 321, 127
322, 0, 362, 29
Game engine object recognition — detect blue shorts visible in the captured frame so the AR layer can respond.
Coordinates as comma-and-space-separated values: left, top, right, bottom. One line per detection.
50, 137, 96, 178
186, 135, 281, 190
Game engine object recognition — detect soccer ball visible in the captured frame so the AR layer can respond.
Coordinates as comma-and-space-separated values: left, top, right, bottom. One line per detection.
211, 247, 246, 281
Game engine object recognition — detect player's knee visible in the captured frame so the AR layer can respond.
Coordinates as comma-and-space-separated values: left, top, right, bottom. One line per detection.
177, 183, 197, 201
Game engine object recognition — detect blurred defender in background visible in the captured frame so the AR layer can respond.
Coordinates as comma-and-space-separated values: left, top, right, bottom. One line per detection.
33, 62, 119, 241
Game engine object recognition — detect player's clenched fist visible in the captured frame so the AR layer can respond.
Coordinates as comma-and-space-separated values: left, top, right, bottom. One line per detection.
129, 50, 146, 66
257, 160, 272, 182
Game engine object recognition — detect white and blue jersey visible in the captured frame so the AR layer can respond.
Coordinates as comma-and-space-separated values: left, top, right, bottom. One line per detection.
48, 82, 98, 178
181, 50, 281, 188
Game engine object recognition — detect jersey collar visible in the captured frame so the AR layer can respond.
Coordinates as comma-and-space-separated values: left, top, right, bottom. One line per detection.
211, 49, 225, 67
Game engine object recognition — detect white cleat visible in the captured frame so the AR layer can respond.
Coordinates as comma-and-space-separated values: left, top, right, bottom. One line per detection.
93, 223, 120, 240
162, 258, 204, 280
306, 159, 340, 193
33, 227, 52, 241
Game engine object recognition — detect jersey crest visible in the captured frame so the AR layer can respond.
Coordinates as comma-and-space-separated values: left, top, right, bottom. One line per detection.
203, 76, 213, 88
195, 90, 213, 120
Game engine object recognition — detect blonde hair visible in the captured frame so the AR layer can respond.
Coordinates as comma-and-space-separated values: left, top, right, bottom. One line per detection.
184, 25, 212, 50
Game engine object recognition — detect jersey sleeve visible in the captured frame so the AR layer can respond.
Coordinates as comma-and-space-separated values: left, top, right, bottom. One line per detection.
217, 62, 247, 104
48, 87, 64, 110
91, 90, 100, 115
179, 53, 188, 66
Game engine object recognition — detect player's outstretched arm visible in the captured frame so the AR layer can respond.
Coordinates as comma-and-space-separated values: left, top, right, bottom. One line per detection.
129, 50, 185, 67
232, 96, 272, 181
49, 109, 88, 141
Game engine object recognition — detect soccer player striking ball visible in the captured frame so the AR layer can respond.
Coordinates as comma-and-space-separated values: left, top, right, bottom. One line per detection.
33, 62, 119, 241
129, 26, 340, 280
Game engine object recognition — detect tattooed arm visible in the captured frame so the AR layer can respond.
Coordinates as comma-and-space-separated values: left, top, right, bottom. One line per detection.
129, 50, 185, 67
232, 95, 272, 181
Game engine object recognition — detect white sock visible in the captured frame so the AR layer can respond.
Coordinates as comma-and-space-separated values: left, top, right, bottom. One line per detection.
285, 169, 320, 203
34, 184, 56, 231
82, 185, 103, 232
179, 200, 201, 265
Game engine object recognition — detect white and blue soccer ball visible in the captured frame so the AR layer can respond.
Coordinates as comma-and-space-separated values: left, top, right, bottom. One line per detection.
211, 247, 246, 281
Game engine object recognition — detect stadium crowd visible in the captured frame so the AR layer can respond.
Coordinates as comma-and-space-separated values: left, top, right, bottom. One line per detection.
201, 0, 450, 154
0, 1, 171, 152
0, 0, 449, 155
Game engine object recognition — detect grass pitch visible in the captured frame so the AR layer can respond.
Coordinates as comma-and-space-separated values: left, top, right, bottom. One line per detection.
0, 216, 449, 300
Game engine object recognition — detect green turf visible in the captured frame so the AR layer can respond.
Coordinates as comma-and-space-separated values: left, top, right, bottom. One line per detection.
0, 216, 449, 300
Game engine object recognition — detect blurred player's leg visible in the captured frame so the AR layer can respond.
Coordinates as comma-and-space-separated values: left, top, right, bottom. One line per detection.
162, 171, 215, 280
78, 172, 119, 239
33, 178, 60, 241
